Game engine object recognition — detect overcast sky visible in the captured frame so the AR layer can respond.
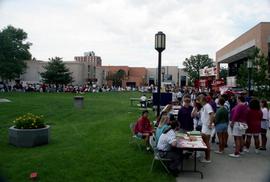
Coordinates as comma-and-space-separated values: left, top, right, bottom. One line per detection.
0, 0, 269, 67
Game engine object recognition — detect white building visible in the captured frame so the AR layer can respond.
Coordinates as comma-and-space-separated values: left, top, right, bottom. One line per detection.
146, 66, 188, 87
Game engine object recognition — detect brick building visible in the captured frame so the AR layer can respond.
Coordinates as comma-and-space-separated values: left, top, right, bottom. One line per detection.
102, 66, 147, 87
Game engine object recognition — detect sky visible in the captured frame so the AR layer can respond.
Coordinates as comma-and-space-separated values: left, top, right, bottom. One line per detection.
0, 0, 270, 68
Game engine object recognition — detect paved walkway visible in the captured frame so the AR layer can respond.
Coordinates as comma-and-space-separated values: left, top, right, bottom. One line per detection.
176, 132, 270, 182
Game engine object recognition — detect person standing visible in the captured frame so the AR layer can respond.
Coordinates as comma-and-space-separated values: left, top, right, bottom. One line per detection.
214, 98, 229, 154
222, 94, 231, 147
245, 99, 262, 153
190, 90, 196, 102
191, 98, 202, 131
205, 95, 217, 144
178, 95, 193, 132
229, 96, 249, 158
176, 89, 183, 104
259, 100, 269, 150
198, 94, 215, 163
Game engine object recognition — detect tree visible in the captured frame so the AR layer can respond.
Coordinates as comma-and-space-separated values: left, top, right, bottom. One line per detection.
0, 25, 32, 81
237, 47, 270, 98
40, 57, 73, 86
237, 65, 248, 88
219, 67, 228, 84
106, 69, 126, 87
183, 54, 214, 85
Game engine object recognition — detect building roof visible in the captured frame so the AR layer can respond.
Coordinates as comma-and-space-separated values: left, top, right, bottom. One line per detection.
216, 22, 270, 63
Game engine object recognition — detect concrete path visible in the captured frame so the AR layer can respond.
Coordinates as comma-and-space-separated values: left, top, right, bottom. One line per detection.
176, 132, 270, 182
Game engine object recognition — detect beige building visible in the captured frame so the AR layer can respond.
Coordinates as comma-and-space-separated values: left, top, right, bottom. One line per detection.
216, 22, 270, 78
21, 51, 103, 85
74, 51, 102, 83
21, 60, 85, 85
20, 52, 189, 87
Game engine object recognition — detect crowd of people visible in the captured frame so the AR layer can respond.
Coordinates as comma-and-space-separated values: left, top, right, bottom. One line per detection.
133, 88, 270, 175
0, 81, 150, 93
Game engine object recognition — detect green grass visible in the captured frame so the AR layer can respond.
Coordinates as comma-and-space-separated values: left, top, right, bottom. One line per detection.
0, 92, 174, 182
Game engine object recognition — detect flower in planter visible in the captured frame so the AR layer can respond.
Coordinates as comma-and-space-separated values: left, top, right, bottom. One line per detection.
13, 113, 46, 129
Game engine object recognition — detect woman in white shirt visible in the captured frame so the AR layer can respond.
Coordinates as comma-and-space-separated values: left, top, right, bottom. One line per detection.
260, 100, 269, 150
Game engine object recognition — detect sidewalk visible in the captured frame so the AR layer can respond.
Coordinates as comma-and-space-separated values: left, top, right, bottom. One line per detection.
176, 132, 270, 182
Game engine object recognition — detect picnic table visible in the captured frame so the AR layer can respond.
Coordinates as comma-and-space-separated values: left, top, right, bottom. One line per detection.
176, 132, 207, 179
130, 98, 152, 106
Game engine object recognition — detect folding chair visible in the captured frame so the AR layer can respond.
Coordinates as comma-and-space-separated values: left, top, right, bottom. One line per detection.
149, 135, 171, 173
129, 123, 143, 151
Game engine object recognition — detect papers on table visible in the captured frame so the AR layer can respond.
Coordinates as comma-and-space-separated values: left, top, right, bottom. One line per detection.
175, 131, 207, 149
187, 131, 201, 136
178, 139, 207, 149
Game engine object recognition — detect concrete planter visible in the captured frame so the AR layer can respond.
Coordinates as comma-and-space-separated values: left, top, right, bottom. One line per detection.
9, 125, 50, 147
74, 96, 84, 109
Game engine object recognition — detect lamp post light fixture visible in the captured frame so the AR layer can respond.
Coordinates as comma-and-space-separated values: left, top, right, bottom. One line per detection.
155, 31, 166, 117
247, 59, 253, 97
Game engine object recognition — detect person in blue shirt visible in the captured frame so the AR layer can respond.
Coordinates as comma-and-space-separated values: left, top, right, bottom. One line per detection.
155, 115, 170, 142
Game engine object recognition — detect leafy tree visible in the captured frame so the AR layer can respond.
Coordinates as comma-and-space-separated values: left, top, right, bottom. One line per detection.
237, 65, 248, 88
106, 69, 126, 87
183, 54, 214, 85
237, 47, 270, 98
40, 57, 73, 87
0, 25, 32, 81
219, 67, 228, 84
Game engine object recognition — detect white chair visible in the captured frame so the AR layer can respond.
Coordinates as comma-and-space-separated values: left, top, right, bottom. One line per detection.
149, 135, 171, 173
129, 123, 143, 151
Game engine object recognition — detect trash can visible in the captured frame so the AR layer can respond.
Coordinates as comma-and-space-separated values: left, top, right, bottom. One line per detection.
74, 96, 84, 109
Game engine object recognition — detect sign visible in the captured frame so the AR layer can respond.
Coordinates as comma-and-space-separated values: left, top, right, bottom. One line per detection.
227, 76, 236, 87
199, 67, 217, 77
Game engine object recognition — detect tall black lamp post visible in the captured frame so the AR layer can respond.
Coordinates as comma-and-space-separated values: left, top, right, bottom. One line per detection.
155, 31, 166, 117
247, 59, 253, 97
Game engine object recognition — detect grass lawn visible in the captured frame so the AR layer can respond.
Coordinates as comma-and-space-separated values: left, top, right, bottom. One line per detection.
0, 92, 174, 182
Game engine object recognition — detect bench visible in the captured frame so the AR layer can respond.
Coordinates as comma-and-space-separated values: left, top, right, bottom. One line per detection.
130, 98, 152, 106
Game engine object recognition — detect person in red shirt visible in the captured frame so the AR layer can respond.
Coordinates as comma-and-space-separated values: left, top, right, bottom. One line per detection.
245, 99, 263, 153
134, 110, 153, 150
229, 96, 249, 157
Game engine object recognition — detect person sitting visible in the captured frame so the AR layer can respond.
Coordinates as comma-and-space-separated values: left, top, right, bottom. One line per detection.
140, 94, 147, 108
157, 121, 182, 176
155, 115, 170, 142
156, 104, 173, 126
134, 110, 153, 150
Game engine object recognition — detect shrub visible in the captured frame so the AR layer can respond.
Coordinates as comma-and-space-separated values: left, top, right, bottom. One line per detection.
13, 113, 45, 129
